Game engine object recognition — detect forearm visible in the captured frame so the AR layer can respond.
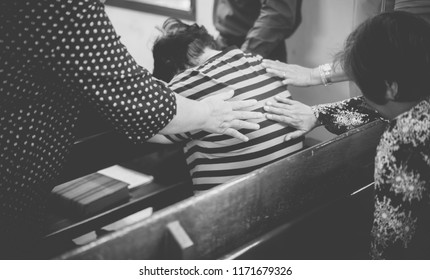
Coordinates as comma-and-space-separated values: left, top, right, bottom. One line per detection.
261, 60, 347, 87
243, 0, 300, 57
312, 96, 381, 134
158, 94, 207, 135
147, 134, 174, 144
55, 1, 177, 144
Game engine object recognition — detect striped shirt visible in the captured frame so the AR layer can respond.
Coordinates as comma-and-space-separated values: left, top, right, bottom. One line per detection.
166, 47, 304, 190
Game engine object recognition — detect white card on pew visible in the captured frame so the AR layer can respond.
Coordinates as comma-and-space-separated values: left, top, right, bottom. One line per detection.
97, 165, 153, 189
73, 231, 97, 246
102, 207, 153, 231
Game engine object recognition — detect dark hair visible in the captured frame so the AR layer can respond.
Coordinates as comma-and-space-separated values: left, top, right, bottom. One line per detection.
152, 18, 218, 82
336, 11, 430, 104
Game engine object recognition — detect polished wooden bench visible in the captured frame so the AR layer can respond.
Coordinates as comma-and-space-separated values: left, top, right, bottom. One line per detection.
55, 120, 386, 259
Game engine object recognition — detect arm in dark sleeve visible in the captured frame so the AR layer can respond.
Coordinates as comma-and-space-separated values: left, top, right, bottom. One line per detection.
52, 0, 176, 144
312, 96, 382, 135
242, 0, 301, 57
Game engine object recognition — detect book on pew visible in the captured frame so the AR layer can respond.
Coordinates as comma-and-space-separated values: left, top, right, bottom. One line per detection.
51, 165, 154, 218
97, 165, 153, 189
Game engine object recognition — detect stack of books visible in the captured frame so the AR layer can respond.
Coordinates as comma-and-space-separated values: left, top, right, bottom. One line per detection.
51, 165, 153, 218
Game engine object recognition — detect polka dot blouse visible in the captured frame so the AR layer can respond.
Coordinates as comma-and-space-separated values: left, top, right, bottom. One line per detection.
0, 0, 176, 241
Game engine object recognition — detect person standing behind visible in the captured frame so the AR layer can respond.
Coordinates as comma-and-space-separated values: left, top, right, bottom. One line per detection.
213, 0, 302, 62
262, 0, 430, 87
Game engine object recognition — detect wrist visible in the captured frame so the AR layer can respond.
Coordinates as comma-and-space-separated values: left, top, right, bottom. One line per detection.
201, 98, 226, 134
162, 94, 208, 134
310, 67, 322, 85
318, 63, 333, 86
310, 106, 323, 127
198, 100, 211, 130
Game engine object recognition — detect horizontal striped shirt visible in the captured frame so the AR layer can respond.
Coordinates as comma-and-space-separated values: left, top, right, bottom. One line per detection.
166, 47, 303, 190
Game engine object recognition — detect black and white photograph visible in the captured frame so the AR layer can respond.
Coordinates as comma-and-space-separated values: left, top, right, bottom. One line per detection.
1, 0, 430, 278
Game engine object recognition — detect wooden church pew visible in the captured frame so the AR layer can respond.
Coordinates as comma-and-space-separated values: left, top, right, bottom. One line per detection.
221, 183, 375, 259
57, 105, 183, 184
40, 108, 194, 256
43, 143, 193, 251
56, 120, 386, 259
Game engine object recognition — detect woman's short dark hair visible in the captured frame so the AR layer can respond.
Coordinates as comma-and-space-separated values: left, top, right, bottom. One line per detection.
152, 18, 218, 82
336, 11, 430, 104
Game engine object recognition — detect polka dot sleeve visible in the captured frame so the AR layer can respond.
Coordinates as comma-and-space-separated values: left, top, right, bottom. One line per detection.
48, 0, 177, 143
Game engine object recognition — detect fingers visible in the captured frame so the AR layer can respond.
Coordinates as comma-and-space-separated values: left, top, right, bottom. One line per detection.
230, 110, 264, 121
265, 101, 291, 112
221, 119, 260, 130
221, 128, 249, 142
265, 68, 287, 79
218, 119, 262, 142
265, 113, 296, 126
206, 91, 258, 110
282, 79, 293, 85
284, 130, 306, 141
261, 59, 278, 68
230, 98, 258, 110
274, 95, 297, 105
264, 97, 296, 112
264, 105, 292, 119
262, 59, 286, 71
263, 60, 290, 80
216, 118, 260, 142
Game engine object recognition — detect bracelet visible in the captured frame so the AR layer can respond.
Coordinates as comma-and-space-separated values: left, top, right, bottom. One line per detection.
318, 63, 333, 86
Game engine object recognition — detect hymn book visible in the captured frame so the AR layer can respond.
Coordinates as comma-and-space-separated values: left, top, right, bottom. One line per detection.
51, 165, 154, 218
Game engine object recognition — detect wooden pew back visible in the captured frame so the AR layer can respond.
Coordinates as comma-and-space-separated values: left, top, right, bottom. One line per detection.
58, 120, 386, 259
44, 108, 192, 252
59, 105, 186, 184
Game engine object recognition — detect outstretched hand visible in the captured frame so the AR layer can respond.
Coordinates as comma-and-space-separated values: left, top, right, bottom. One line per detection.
264, 95, 319, 141
262, 59, 321, 87
201, 91, 263, 142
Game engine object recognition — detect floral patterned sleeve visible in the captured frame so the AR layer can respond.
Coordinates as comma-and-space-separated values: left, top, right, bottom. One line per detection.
370, 99, 430, 259
311, 96, 382, 135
